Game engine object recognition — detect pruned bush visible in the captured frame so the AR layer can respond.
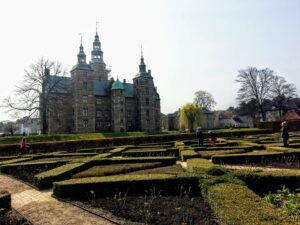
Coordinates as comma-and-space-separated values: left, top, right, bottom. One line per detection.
53, 174, 200, 198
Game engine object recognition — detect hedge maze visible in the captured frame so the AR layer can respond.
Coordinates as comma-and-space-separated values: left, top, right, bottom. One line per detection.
1, 130, 300, 224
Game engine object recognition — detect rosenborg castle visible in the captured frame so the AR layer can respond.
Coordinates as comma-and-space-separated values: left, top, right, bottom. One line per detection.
47, 30, 161, 133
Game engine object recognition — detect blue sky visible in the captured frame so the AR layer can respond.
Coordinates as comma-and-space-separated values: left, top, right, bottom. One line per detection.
0, 0, 300, 121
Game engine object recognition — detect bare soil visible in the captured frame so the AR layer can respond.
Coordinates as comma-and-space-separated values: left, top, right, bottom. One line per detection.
0, 209, 32, 225
73, 195, 218, 225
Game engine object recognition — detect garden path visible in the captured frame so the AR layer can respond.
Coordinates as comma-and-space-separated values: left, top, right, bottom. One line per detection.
0, 173, 116, 225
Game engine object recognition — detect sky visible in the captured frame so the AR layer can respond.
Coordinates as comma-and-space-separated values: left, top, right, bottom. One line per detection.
0, 0, 300, 121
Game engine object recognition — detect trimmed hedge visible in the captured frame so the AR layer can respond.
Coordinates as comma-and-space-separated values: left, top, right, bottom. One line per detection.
71, 162, 163, 178
0, 191, 11, 212
53, 174, 200, 198
212, 150, 300, 164
0, 157, 33, 166
0, 161, 66, 174
34, 162, 90, 189
198, 149, 246, 159
186, 158, 214, 173
0, 129, 272, 156
121, 148, 179, 157
205, 183, 295, 225
180, 150, 198, 161
234, 170, 300, 196
194, 145, 255, 152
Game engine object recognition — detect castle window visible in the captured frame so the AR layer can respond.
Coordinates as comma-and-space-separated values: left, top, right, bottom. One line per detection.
83, 108, 88, 117
121, 108, 123, 113
146, 110, 150, 117
120, 100, 124, 104
146, 98, 149, 105
120, 119, 124, 124
97, 98, 101, 104
82, 95, 88, 103
83, 82, 87, 89
146, 87, 149, 94
83, 120, 88, 128
96, 110, 102, 117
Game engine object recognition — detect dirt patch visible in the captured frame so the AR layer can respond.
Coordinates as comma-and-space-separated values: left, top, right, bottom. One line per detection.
0, 209, 32, 225
72, 195, 218, 225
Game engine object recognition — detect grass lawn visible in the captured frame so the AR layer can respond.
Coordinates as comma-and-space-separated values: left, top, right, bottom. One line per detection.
0, 128, 260, 145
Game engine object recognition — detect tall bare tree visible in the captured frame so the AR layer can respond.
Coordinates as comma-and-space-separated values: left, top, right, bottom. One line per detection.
2, 58, 68, 134
269, 75, 296, 116
193, 90, 216, 110
236, 67, 274, 121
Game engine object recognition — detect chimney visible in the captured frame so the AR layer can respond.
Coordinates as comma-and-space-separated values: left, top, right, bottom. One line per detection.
148, 69, 151, 75
123, 79, 126, 83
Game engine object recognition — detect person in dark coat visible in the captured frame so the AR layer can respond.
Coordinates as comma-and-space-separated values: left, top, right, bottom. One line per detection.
281, 121, 289, 147
196, 127, 204, 146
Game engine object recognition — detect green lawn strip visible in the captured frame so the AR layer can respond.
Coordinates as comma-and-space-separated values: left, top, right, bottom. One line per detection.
0, 157, 33, 166
205, 183, 295, 225
34, 162, 89, 189
53, 174, 199, 198
0, 191, 11, 213
71, 162, 163, 178
186, 158, 214, 173
198, 149, 246, 159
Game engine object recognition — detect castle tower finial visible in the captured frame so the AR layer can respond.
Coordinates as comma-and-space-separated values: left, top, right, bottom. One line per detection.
141, 45, 143, 58
96, 21, 99, 34
77, 33, 86, 64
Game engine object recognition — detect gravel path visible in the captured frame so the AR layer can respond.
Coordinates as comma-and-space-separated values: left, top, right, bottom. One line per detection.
0, 173, 115, 225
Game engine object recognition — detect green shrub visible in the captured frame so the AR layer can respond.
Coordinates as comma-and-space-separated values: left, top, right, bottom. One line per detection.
206, 166, 229, 176
180, 150, 198, 161
186, 158, 214, 173
53, 174, 200, 198
234, 170, 300, 196
206, 183, 295, 225
34, 162, 90, 189
0, 191, 11, 212
0, 157, 32, 166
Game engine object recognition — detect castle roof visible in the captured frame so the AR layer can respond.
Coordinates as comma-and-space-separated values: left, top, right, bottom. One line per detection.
93, 80, 134, 98
48, 76, 71, 94
111, 79, 125, 90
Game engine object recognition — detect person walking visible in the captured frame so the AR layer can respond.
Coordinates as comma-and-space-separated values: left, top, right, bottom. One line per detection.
209, 131, 217, 147
20, 138, 29, 154
281, 121, 289, 147
196, 127, 204, 146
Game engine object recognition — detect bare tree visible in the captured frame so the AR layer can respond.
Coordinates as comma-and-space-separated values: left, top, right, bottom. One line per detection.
269, 75, 297, 116
193, 90, 216, 110
236, 67, 274, 121
4, 122, 17, 135
2, 58, 68, 134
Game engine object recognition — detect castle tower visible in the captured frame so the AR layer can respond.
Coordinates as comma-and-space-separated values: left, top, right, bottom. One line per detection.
71, 39, 95, 133
111, 78, 126, 132
90, 28, 110, 80
133, 52, 161, 131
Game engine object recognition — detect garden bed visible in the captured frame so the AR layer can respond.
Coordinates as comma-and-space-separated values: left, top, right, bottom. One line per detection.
0, 209, 32, 225
71, 194, 218, 225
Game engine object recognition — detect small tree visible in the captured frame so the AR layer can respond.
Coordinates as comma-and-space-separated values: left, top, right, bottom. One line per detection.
269, 75, 296, 116
179, 103, 203, 131
4, 122, 16, 135
193, 90, 216, 110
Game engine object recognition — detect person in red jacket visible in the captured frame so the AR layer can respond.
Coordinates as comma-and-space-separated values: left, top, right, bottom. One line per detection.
20, 138, 29, 154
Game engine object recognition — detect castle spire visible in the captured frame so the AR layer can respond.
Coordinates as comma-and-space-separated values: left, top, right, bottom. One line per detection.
77, 34, 86, 64
91, 23, 104, 63
139, 47, 146, 73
